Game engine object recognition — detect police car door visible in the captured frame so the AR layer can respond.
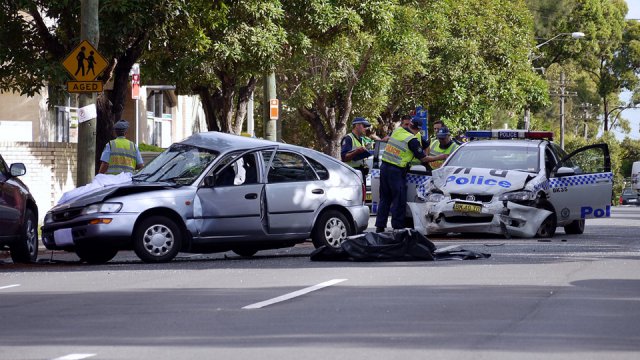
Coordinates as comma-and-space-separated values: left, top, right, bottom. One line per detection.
548, 144, 612, 222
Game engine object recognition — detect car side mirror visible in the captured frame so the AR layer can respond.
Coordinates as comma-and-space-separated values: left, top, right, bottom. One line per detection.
9, 163, 26, 177
555, 166, 575, 177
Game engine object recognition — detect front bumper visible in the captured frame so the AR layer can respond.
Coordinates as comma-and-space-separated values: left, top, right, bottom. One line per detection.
408, 200, 551, 238
41, 213, 136, 250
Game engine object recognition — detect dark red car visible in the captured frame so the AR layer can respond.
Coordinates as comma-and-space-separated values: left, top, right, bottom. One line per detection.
0, 153, 39, 263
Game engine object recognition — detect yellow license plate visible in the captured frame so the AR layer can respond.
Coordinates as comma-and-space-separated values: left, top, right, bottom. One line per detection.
366, 193, 372, 201
453, 202, 482, 213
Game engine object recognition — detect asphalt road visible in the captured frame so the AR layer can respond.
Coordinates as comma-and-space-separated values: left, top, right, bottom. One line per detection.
1, 206, 639, 360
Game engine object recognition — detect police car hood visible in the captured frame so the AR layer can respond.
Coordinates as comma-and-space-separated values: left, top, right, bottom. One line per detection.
431, 166, 532, 196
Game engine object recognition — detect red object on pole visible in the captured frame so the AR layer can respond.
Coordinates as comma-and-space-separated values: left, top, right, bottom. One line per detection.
131, 73, 140, 100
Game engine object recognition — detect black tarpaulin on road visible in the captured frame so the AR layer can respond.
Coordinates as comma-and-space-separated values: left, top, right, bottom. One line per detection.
310, 229, 490, 262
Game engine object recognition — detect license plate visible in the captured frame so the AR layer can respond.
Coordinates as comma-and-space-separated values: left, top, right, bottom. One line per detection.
366, 193, 372, 201
453, 202, 482, 213
630, 199, 637, 203
53, 228, 74, 246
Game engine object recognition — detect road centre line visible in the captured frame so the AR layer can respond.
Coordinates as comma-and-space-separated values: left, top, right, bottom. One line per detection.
243, 279, 347, 309
51, 354, 96, 360
0, 284, 20, 290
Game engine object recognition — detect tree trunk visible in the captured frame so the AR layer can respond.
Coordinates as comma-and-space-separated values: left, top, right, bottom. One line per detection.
218, 72, 236, 133
603, 98, 609, 132
233, 76, 257, 135
195, 86, 221, 132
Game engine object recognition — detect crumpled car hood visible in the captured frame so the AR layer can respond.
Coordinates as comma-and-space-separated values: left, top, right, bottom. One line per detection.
431, 166, 533, 195
51, 182, 174, 211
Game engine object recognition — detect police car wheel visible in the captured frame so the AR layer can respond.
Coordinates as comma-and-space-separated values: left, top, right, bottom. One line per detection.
133, 216, 182, 263
312, 210, 352, 249
563, 219, 585, 235
536, 211, 557, 238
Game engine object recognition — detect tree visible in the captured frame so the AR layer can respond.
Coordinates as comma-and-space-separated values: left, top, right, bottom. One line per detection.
0, 0, 176, 172
143, 0, 287, 134
560, 0, 640, 132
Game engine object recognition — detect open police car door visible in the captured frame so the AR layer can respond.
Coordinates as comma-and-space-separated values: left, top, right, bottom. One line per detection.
548, 144, 612, 222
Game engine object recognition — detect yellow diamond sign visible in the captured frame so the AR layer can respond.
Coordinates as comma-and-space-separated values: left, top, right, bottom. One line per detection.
62, 40, 108, 81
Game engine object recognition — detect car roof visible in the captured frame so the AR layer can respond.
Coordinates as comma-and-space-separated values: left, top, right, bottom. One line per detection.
179, 131, 344, 166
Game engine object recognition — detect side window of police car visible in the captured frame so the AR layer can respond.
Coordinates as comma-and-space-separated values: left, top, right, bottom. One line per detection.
266, 152, 318, 183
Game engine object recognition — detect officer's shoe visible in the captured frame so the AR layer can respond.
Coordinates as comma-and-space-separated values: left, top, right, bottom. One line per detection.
375, 227, 385, 233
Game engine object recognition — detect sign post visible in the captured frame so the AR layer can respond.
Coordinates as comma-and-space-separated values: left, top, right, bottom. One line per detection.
269, 99, 279, 120
130, 63, 140, 145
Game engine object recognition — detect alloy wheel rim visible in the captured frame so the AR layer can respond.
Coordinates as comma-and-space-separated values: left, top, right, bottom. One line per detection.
26, 218, 37, 257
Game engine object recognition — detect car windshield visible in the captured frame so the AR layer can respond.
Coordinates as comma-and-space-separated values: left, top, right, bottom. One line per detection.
446, 145, 540, 173
623, 189, 635, 196
132, 144, 218, 185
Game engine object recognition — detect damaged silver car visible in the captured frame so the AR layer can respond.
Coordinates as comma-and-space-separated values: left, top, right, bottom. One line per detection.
42, 132, 369, 264
410, 130, 612, 238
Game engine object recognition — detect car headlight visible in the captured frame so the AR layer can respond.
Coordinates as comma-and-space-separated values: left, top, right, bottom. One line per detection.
44, 212, 53, 223
426, 192, 445, 202
81, 202, 123, 215
498, 191, 535, 202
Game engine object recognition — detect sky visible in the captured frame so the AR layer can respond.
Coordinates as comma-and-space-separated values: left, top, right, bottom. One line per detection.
617, 0, 640, 140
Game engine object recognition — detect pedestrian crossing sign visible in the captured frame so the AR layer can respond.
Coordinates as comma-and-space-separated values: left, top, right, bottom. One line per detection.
62, 40, 108, 82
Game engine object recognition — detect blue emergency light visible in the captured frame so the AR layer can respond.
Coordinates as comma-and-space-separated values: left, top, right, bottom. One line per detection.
466, 130, 554, 140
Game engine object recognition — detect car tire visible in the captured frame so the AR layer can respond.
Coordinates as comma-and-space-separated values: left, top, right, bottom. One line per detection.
9, 208, 38, 263
312, 210, 352, 249
536, 205, 557, 238
232, 248, 258, 257
563, 219, 585, 235
133, 216, 181, 263
76, 244, 118, 264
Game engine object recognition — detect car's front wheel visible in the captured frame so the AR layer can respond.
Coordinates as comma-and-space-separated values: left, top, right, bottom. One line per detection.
10, 208, 38, 263
563, 219, 585, 235
133, 216, 181, 263
536, 204, 557, 238
312, 210, 352, 249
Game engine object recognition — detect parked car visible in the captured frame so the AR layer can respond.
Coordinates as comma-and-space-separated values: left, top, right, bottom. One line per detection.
0, 153, 39, 263
619, 188, 639, 205
42, 132, 370, 264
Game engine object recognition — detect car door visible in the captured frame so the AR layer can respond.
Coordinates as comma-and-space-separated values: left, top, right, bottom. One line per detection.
548, 144, 612, 222
194, 147, 274, 241
264, 150, 327, 235
0, 156, 20, 239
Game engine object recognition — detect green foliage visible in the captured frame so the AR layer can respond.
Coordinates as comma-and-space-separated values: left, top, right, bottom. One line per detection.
138, 143, 164, 152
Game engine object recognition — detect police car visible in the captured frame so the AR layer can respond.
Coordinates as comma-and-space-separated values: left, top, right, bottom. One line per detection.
406, 130, 612, 238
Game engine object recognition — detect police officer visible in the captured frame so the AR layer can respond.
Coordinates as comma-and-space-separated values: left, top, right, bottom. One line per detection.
374, 117, 447, 233
341, 117, 372, 183
428, 126, 459, 170
98, 120, 144, 175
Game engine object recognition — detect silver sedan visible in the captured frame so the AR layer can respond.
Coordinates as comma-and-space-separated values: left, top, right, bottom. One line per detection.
42, 132, 369, 263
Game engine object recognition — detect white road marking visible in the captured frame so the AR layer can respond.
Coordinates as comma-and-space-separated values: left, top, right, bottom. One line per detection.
51, 354, 96, 360
0, 284, 20, 290
243, 279, 347, 309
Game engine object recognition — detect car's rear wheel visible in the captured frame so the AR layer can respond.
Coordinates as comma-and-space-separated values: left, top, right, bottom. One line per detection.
312, 210, 352, 249
232, 248, 258, 257
10, 209, 38, 263
76, 244, 118, 264
133, 216, 181, 263
536, 204, 557, 238
563, 219, 585, 235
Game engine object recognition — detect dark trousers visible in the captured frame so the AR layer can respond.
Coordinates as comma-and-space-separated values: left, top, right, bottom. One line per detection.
375, 162, 407, 229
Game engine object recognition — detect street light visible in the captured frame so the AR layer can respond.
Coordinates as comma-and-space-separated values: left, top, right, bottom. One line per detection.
535, 32, 585, 49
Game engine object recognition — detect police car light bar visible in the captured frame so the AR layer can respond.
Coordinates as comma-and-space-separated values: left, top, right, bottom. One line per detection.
466, 130, 554, 140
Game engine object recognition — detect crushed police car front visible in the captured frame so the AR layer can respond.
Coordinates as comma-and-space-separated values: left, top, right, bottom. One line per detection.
409, 130, 613, 238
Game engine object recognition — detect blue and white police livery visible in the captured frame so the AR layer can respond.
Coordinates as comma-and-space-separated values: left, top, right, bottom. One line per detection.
411, 130, 613, 238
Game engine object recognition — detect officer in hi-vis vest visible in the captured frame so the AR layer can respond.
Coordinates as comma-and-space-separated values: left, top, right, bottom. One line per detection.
374, 117, 447, 233
428, 126, 459, 170
341, 117, 372, 183
98, 120, 144, 175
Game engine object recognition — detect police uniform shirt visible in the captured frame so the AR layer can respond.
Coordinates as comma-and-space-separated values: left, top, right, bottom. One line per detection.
340, 134, 363, 162
403, 128, 427, 161
100, 136, 144, 165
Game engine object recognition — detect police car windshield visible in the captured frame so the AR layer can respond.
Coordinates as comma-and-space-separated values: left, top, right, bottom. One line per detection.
446, 145, 539, 173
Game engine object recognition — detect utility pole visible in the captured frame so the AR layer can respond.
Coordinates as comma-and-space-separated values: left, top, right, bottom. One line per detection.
76, 0, 99, 186
263, 72, 277, 141
560, 71, 565, 149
